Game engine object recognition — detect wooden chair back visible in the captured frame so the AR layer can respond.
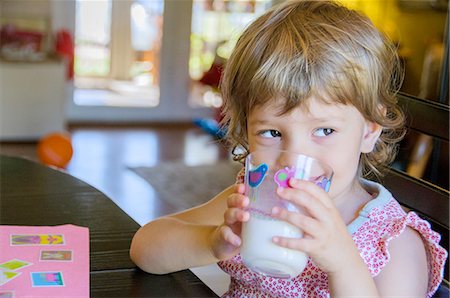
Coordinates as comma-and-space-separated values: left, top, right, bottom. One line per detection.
383, 93, 449, 297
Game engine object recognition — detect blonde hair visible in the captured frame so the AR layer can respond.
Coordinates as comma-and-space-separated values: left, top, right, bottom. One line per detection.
220, 0, 405, 178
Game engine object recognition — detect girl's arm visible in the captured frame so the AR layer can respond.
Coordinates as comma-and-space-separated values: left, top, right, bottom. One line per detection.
323, 230, 427, 297
373, 227, 428, 296
330, 226, 427, 297
130, 184, 248, 274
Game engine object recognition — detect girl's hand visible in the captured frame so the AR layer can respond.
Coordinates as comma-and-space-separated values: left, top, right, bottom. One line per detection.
210, 183, 249, 260
272, 179, 358, 274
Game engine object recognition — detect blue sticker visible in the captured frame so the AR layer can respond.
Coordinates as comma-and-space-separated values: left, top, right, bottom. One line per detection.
248, 163, 268, 188
31, 272, 64, 287
316, 177, 331, 192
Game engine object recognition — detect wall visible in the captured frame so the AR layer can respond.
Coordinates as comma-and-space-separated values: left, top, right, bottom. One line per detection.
0, 61, 66, 140
0, 0, 66, 140
385, 5, 446, 95
339, 0, 447, 96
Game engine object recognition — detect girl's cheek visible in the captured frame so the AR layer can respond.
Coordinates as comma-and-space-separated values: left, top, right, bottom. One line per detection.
253, 138, 280, 148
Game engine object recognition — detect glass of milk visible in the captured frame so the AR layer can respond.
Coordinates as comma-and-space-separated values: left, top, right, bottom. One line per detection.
240, 149, 333, 279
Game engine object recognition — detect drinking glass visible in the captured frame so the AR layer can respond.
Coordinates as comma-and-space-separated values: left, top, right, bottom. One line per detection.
240, 149, 333, 279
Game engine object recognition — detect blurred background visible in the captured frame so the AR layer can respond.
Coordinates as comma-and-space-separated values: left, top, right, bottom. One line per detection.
0, 0, 448, 218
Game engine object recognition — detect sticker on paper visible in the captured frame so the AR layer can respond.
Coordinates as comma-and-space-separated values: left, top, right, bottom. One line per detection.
0, 291, 15, 298
10, 234, 64, 246
0, 270, 21, 286
40, 250, 73, 262
0, 259, 32, 271
30, 272, 64, 287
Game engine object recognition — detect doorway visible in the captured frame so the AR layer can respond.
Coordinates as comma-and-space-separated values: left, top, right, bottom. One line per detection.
74, 0, 163, 108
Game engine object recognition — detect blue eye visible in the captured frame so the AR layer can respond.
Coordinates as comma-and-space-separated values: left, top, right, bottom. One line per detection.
314, 128, 334, 137
259, 130, 282, 138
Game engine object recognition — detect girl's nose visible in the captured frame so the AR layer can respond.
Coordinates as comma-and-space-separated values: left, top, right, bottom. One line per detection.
277, 151, 300, 169
281, 139, 315, 160
275, 151, 317, 183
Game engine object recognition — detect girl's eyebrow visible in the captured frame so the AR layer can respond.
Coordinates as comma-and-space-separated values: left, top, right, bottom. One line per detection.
249, 117, 345, 128
309, 116, 346, 123
248, 119, 271, 126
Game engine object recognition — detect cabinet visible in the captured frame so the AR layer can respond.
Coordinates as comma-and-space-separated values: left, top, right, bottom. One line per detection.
0, 61, 66, 141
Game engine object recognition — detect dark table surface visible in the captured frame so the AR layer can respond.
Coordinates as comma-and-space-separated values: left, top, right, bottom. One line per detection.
0, 155, 218, 297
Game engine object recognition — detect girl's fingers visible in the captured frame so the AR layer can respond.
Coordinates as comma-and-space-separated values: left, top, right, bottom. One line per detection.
277, 187, 331, 223
289, 179, 334, 209
235, 183, 246, 194
272, 207, 322, 236
273, 235, 315, 253
227, 193, 249, 208
219, 225, 241, 247
224, 207, 249, 225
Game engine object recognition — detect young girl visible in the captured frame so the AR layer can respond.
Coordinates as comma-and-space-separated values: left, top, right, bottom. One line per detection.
130, 1, 447, 297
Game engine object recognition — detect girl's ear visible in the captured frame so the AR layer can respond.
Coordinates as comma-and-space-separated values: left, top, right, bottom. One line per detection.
361, 121, 382, 153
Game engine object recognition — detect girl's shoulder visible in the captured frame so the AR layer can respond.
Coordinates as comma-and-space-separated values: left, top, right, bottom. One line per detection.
352, 180, 447, 297
355, 180, 441, 241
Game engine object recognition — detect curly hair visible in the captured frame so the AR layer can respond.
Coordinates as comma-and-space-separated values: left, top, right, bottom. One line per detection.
220, 0, 405, 178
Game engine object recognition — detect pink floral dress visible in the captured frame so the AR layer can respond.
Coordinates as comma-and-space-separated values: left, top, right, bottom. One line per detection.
218, 179, 447, 298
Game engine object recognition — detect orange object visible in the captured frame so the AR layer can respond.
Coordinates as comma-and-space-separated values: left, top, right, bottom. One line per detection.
37, 132, 73, 168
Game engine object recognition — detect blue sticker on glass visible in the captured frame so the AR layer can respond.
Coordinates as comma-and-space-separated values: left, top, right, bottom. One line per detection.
248, 163, 268, 188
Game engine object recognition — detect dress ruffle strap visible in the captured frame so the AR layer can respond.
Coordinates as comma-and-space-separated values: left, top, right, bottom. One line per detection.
373, 206, 447, 298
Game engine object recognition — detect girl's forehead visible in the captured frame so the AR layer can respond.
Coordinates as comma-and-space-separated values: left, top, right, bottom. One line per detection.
249, 97, 355, 121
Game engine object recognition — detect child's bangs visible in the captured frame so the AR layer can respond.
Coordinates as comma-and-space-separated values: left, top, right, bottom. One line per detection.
247, 48, 312, 115
247, 49, 356, 116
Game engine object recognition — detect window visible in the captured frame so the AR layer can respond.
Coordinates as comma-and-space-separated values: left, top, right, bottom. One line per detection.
189, 0, 271, 108
74, 0, 164, 107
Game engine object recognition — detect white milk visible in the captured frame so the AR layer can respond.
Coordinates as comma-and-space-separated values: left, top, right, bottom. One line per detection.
240, 214, 308, 279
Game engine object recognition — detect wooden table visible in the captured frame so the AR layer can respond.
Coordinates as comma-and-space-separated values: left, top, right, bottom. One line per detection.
0, 155, 218, 297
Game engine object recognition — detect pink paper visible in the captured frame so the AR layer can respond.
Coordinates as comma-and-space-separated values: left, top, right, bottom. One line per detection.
0, 224, 89, 297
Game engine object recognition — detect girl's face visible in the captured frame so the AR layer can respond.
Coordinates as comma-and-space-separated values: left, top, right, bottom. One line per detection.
247, 97, 381, 201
